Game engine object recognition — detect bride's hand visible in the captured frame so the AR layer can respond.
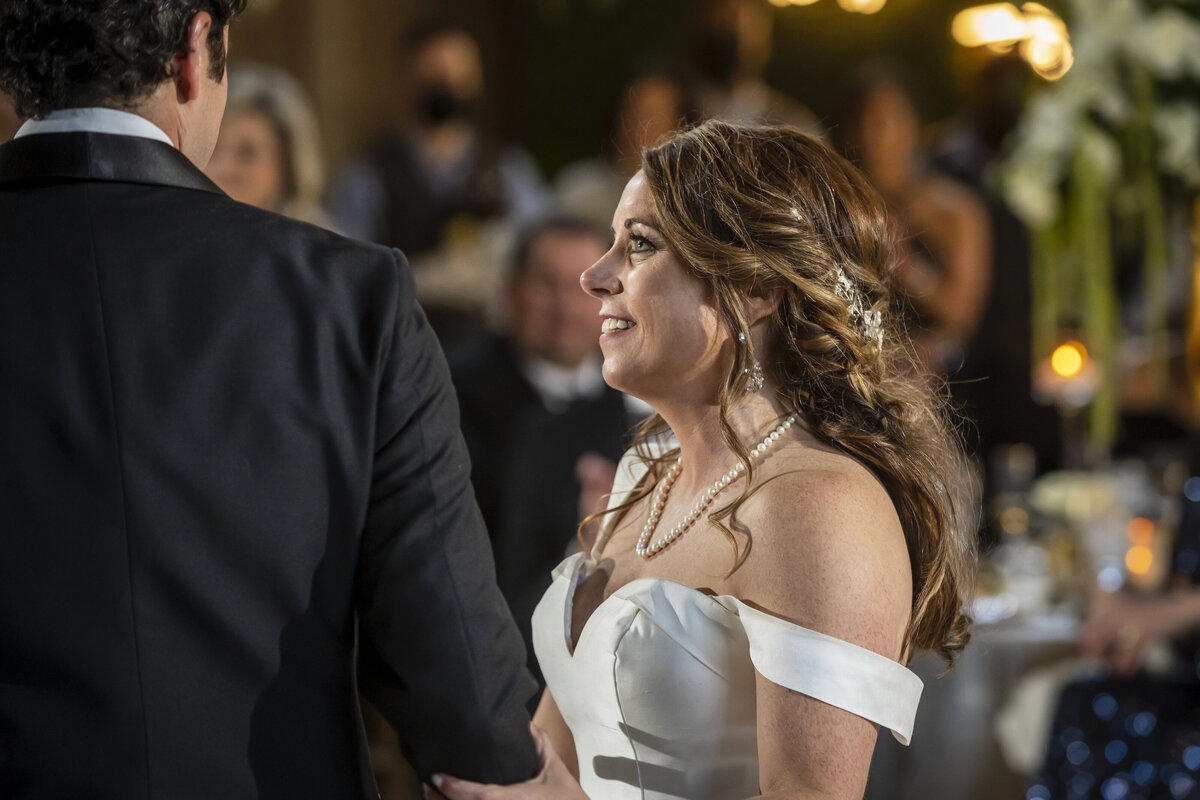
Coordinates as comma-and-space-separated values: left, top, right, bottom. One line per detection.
429, 723, 588, 800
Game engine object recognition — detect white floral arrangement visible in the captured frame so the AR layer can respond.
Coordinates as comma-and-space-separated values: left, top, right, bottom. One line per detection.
1003, 0, 1200, 228
998, 0, 1200, 449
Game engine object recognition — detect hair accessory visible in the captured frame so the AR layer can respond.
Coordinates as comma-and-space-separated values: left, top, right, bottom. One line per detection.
790, 207, 804, 222
637, 416, 797, 558
834, 266, 883, 349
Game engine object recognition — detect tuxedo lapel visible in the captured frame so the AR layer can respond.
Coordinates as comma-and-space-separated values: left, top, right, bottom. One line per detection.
0, 131, 224, 195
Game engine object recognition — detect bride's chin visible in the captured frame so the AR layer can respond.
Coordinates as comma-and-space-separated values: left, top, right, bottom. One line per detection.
601, 361, 639, 396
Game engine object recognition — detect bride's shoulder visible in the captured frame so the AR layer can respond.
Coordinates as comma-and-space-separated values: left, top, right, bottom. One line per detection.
729, 448, 912, 657
745, 444, 900, 539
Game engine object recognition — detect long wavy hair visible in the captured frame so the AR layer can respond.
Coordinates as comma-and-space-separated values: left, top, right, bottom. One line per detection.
592, 120, 976, 665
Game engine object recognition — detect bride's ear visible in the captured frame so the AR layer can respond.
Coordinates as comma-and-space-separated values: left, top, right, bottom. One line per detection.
743, 283, 783, 328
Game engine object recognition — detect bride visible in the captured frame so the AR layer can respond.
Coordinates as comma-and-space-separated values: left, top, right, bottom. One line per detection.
434, 120, 975, 800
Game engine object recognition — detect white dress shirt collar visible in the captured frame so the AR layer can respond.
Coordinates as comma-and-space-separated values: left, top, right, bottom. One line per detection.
15, 107, 174, 148
521, 354, 607, 413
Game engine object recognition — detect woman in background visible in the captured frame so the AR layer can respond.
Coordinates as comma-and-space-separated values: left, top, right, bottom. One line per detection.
206, 64, 331, 228
842, 65, 991, 377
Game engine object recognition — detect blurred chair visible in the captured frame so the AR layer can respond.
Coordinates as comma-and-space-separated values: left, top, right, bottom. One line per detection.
205, 64, 331, 228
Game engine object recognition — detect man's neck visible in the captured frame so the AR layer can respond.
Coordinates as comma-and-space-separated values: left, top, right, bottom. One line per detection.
123, 90, 184, 150
15, 106, 175, 149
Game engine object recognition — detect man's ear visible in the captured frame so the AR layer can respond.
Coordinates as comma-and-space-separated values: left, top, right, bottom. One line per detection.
172, 12, 215, 104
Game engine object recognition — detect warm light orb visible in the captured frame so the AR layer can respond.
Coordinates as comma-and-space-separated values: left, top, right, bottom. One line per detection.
1020, 2, 1073, 80
1000, 505, 1031, 536
837, 0, 887, 13
1051, 341, 1087, 378
952, 2, 1072, 79
951, 3, 1028, 48
1126, 545, 1154, 576
1127, 517, 1155, 546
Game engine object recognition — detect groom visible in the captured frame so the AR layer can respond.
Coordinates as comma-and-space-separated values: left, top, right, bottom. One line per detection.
0, 1, 538, 797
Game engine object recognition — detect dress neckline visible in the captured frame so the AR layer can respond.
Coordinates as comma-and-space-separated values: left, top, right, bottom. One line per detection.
544, 551, 925, 746
562, 551, 726, 657
557, 552, 904, 664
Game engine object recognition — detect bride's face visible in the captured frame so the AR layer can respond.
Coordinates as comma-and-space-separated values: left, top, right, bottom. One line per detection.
580, 172, 727, 404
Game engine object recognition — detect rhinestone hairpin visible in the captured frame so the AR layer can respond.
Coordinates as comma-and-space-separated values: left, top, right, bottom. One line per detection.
834, 266, 883, 349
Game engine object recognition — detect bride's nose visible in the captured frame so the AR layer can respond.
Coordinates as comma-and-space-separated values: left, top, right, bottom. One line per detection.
581, 255, 621, 298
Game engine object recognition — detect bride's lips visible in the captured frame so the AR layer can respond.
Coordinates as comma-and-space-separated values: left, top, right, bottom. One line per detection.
599, 314, 636, 339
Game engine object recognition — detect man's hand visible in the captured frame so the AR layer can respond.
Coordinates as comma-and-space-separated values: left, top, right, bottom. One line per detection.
428, 723, 589, 800
1080, 588, 1200, 676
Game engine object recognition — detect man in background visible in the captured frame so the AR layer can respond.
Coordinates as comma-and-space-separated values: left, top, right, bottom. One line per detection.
449, 217, 636, 683
327, 23, 548, 353
0, 1, 538, 795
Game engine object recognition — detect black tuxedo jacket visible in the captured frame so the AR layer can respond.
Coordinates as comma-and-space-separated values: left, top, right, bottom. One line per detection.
0, 132, 538, 798
448, 336, 630, 681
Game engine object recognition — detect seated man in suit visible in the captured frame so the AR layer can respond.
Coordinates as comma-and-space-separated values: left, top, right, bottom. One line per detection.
449, 216, 639, 684
0, 1, 538, 797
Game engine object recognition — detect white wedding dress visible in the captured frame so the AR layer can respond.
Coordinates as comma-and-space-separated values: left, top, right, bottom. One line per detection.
531, 449, 924, 799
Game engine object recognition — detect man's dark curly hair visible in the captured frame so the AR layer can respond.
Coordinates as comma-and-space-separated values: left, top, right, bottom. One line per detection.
0, 0, 248, 119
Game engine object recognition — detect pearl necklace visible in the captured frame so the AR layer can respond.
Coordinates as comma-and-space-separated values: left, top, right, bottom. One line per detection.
636, 416, 797, 559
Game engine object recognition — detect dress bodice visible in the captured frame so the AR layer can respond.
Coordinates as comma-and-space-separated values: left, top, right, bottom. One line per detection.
530, 448, 924, 799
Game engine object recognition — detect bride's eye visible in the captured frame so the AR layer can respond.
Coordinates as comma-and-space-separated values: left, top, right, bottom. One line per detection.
628, 234, 656, 256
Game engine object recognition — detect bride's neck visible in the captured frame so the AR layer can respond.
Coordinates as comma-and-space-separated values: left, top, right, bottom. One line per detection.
657, 388, 801, 487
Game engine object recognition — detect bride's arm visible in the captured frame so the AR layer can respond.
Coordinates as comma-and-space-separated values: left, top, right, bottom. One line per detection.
735, 470, 913, 800
533, 689, 579, 781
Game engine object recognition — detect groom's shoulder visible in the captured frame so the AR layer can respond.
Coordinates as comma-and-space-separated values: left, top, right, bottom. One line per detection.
183, 191, 408, 284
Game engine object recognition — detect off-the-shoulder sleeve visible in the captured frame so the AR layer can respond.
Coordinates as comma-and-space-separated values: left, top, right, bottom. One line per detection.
718, 597, 923, 745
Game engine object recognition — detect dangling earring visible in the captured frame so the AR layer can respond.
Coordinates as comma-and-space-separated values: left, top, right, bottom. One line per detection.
738, 332, 764, 393
745, 360, 764, 393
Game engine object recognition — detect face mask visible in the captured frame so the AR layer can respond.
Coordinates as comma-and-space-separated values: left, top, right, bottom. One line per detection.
697, 32, 741, 85
418, 84, 473, 125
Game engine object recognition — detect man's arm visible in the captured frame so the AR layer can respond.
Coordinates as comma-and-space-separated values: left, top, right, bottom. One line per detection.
355, 249, 539, 785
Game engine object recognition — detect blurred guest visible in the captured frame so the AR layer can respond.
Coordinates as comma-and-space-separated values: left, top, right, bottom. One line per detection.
556, 67, 699, 230
1032, 461, 1200, 799
843, 65, 991, 376
327, 22, 547, 254
448, 216, 634, 684
0, 91, 19, 142
328, 21, 548, 347
933, 54, 1060, 479
205, 64, 330, 227
1081, 458, 1200, 676
691, 0, 822, 136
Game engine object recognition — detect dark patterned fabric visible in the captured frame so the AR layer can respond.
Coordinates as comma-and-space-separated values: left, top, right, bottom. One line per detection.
1030, 678, 1200, 800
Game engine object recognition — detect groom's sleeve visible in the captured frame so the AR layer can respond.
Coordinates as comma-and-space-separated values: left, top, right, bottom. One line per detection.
355, 248, 540, 785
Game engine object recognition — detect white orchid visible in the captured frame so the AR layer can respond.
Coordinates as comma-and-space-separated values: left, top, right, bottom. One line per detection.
1005, 166, 1061, 228
1154, 103, 1200, 187
1128, 7, 1200, 81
